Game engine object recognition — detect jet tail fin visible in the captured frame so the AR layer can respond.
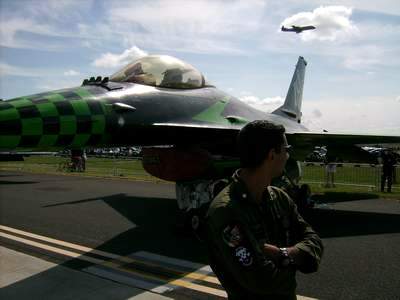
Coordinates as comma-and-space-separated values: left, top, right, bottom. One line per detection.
272, 56, 307, 123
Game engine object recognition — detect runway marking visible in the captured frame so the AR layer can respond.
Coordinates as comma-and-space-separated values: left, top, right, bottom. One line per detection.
132, 251, 219, 284
84, 266, 175, 294
0, 225, 119, 258
0, 225, 317, 299
0, 225, 225, 297
168, 278, 226, 297
0, 225, 219, 284
94, 262, 227, 297
0, 232, 103, 265
133, 251, 213, 272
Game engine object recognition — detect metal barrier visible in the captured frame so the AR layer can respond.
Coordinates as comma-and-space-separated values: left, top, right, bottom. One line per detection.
300, 162, 399, 191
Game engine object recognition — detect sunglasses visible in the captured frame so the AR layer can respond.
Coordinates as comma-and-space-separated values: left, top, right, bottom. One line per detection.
283, 145, 292, 152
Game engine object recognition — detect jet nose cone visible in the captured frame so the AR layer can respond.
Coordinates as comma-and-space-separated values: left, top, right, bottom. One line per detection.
0, 100, 23, 149
0, 88, 108, 150
0, 97, 47, 149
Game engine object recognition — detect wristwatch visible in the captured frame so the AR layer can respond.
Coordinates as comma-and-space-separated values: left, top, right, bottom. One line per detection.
279, 247, 294, 267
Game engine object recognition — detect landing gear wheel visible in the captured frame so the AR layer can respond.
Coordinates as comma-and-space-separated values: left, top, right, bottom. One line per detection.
299, 184, 312, 206
183, 209, 200, 233
190, 214, 200, 231
184, 206, 209, 241
296, 184, 313, 214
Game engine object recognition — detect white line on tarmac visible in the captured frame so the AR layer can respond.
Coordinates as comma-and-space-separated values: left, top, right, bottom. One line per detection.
0, 225, 218, 284
0, 225, 318, 299
0, 226, 225, 297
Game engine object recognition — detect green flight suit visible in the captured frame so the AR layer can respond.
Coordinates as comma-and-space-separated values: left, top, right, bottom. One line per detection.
205, 171, 323, 299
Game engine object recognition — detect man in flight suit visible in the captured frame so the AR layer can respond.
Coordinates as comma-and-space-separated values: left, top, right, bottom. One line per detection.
205, 120, 323, 300
380, 149, 396, 192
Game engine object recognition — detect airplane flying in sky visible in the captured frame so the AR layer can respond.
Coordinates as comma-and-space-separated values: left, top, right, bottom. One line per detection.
1, 55, 399, 227
281, 25, 316, 33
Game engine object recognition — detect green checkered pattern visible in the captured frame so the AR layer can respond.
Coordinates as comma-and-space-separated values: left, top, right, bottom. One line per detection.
0, 87, 111, 150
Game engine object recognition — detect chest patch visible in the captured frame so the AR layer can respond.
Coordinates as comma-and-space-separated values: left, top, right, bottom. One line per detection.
234, 246, 253, 267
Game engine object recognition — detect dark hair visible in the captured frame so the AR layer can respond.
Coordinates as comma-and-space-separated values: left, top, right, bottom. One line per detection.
237, 120, 285, 168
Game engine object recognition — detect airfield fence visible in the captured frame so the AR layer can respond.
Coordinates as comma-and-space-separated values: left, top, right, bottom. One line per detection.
300, 162, 399, 191
0, 156, 398, 191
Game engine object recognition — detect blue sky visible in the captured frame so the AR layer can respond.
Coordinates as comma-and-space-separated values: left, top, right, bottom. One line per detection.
1, 0, 399, 134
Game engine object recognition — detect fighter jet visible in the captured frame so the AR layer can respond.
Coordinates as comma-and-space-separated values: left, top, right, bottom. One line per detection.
281, 25, 316, 34
1, 55, 399, 226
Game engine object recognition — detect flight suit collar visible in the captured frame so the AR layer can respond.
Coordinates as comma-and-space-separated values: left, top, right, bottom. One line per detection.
231, 169, 272, 205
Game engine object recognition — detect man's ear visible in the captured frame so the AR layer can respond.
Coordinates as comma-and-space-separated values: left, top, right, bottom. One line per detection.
268, 149, 275, 160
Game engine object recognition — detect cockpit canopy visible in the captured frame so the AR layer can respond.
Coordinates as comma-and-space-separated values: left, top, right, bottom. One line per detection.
110, 55, 209, 89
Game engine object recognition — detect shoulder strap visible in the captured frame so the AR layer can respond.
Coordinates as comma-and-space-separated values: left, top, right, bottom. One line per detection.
266, 186, 278, 202
266, 186, 282, 220
228, 195, 266, 257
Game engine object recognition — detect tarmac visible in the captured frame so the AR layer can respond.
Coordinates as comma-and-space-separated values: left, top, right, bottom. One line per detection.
0, 246, 173, 300
1, 171, 400, 299
1, 245, 322, 300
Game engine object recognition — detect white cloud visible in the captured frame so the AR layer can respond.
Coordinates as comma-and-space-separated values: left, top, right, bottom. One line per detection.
37, 78, 82, 92
0, 62, 44, 77
237, 93, 400, 135
64, 70, 80, 76
340, 42, 398, 70
272, 5, 400, 70
239, 95, 284, 112
23, 0, 93, 20
281, 6, 359, 42
93, 46, 148, 69
302, 96, 400, 134
0, 0, 95, 51
0, 62, 83, 98
102, 0, 266, 55
0, 62, 81, 80
1, 0, 399, 111
320, 0, 400, 16
278, 1, 400, 19
0, 18, 57, 49
312, 109, 323, 118
109, 0, 265, 36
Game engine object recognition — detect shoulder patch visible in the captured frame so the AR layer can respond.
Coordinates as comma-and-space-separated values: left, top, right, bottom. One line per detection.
222, 223, 243, 248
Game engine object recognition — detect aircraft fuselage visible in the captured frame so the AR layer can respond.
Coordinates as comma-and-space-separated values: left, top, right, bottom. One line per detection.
0, 81, 307, 156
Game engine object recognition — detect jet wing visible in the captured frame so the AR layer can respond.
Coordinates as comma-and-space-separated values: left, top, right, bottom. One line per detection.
0, 151, 58, 161
148, 122, 240, 156
286, 132, 400, 162
150, 123, 400, 162
298, 25, 316, 31
281, 26, 292, 32
281, 25, 316, 33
